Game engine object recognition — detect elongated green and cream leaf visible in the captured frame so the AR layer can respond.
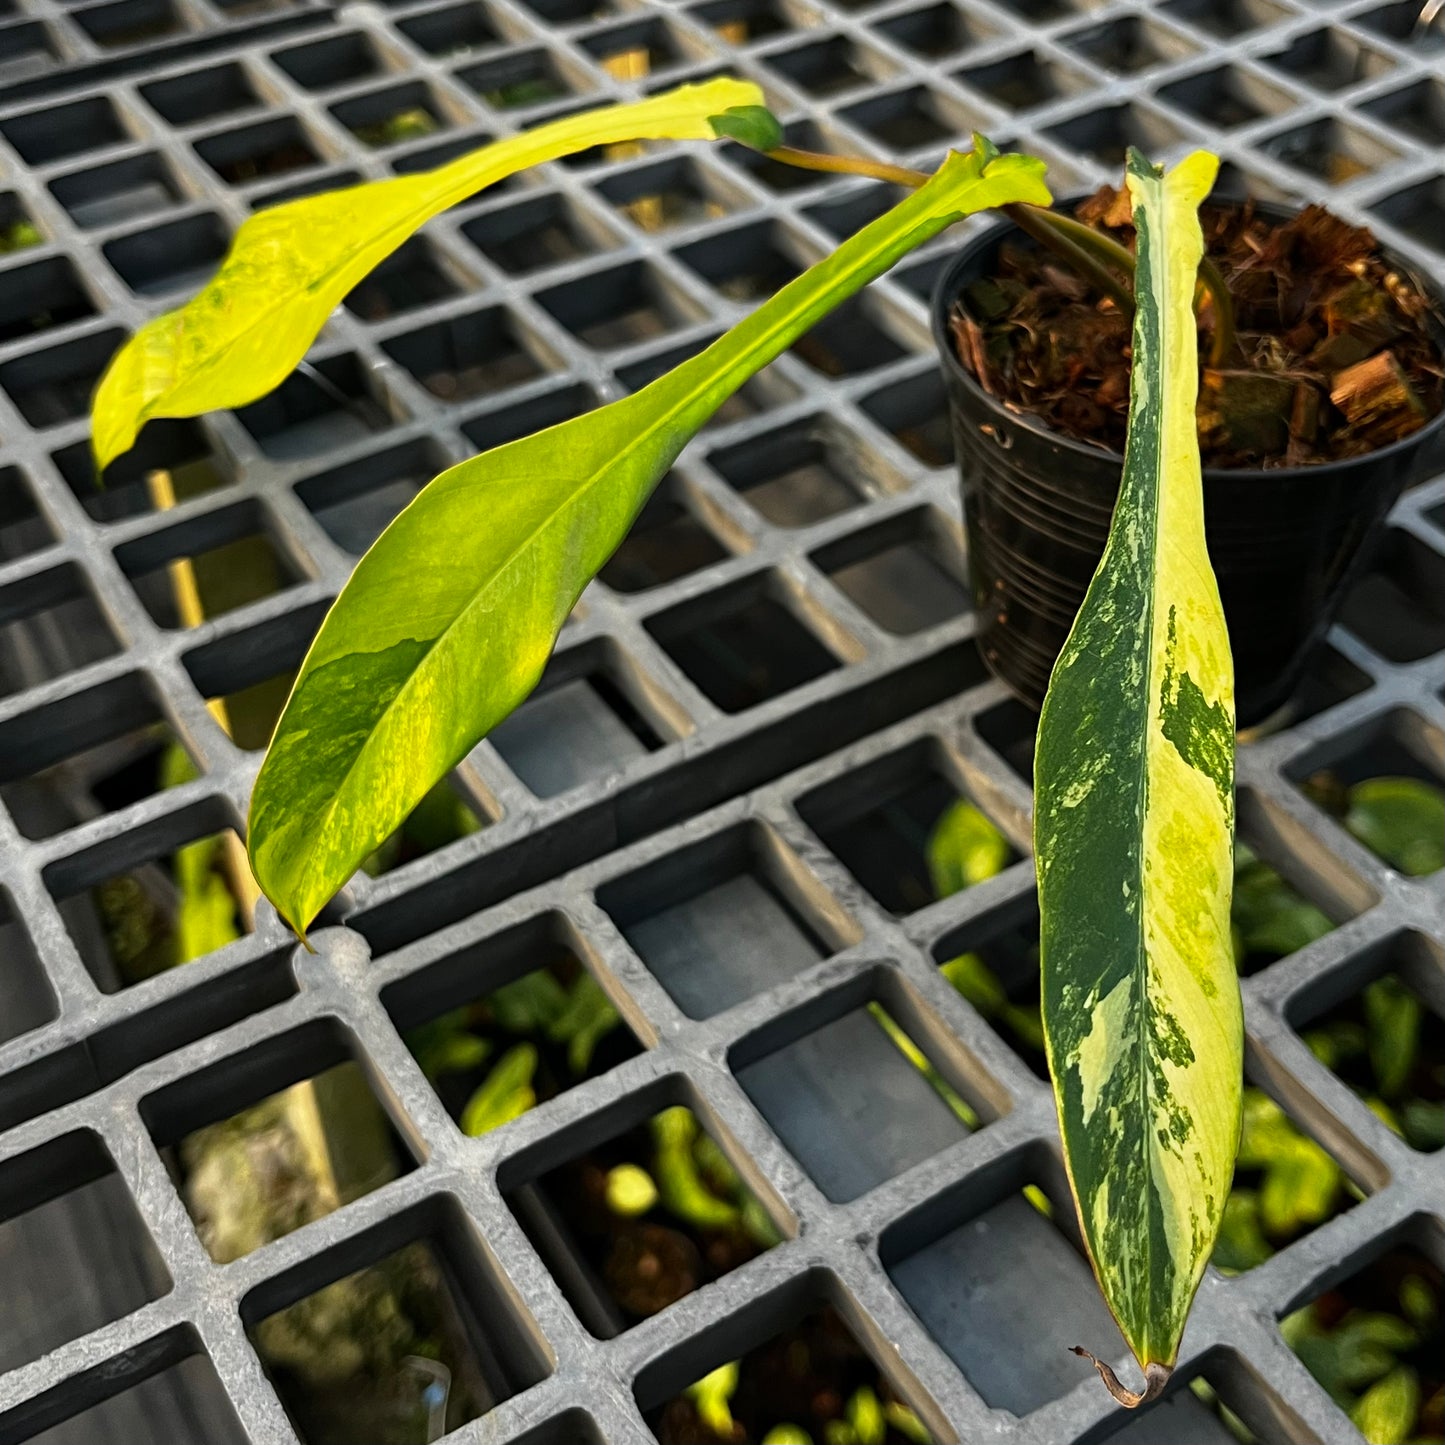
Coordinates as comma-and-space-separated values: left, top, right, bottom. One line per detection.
90, 78, 765, 471
247, 141, 1051, 935
1035, 148, 1240, 1387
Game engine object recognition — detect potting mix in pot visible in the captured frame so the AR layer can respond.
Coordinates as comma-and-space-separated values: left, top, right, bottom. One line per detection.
951, 187, 1445, 468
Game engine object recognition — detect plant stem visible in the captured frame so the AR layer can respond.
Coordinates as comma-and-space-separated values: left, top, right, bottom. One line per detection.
763, 142, 1238, 366
1000, 202, 1136, 314
1198, 254, 1237, 368
763, 144, 931, 190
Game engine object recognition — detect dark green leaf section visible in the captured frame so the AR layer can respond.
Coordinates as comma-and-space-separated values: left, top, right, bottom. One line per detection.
248, 145, 1051, 934
708, 105, 783, 152
1159, 607, 1232, 815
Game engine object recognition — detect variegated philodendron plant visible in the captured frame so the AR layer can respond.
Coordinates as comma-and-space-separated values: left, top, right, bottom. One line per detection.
89, 80, 1241, 1404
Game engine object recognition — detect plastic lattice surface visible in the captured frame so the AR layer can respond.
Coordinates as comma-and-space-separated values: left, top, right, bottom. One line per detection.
0, 0, 1442, 1442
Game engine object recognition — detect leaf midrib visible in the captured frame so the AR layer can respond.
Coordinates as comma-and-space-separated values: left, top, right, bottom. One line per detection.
1127, 163, 1177, 1363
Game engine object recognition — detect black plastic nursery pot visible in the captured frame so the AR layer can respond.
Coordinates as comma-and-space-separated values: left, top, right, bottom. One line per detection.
931, 201, 1445, 730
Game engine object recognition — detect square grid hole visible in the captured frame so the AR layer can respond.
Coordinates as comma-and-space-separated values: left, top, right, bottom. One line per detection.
956, 47, 1095, 112
859, 369, 954, 467
272, 31, 387, 90
140, 61, 261, 126
297, 437, 448, 557
244, 1196, 549, 1444
1338, 528, 1445, 662
1287, 931, 1445, 1155
73, 0, 186, 46
1261, 27, 1396, 92
331, 82, 450, 150
1157, 64, 1297, 130
48, 153, 183, 230
0, 1132, 169, 1375
344, 236, 470, 321
812, 509, 968, 636
234, 354, 400, 459
0, 328, 124, 429
25, 1348, 249, 1445
581, 17, 695, 78
45, 803, 256, 992
382, 306, 555, 402
117, 504, 304, 630
674, 218, 808, 303
384, 909, 641, 1130
1257, 115, 1401, 186
0, 564, 120, 697
641, 1283, 942, 1442
464, 192, 619, 274
708, 416, 897, 528
1290, 708, 1445, 878
600, 822, 857, 1020
488, 643, 672, 798
0, 672, 194, 840
54, 419, 230, 525
1360, 77, 1445, 147
1283, 1221, 1445, 1441
645, 573, 843, 715
873, 2, 1002, 61
105, 213, 230, 298
689, 0, 795, 45
1159, 0, 1293, 39
882, 1147, 1133, 1413
0, 464, 54, 560
1060, 15, 1199, 74
1045, 101, 1188, 170
765, 34, 897, 99
1372, 175, 1445, 257
536, 260, 703, 351
500, 1081, 780, 1338
796, 740, 1018, 916
458, 48, 588, 110
398, 3, 501, 59
734, 975, 982, 1203
598, 473, 729, 594
0, 254, 94, 343
194, 117, 325, 188
0, 98, 129, 167
143, 1017, 415, 1260
595, 155, 749, 234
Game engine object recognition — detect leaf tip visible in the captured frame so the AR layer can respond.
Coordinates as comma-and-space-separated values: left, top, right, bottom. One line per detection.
1072, 1349, 1172, 1409
90, 351, 141, 477
1123, 146, 1162, 183
707, 104, 783, 152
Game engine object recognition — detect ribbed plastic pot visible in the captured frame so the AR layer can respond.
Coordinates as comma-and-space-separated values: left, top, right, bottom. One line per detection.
931, 201, 1445, 728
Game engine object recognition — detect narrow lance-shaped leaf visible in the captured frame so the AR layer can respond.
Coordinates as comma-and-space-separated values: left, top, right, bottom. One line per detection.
89, 77, 765, 471
247, 141, 1051, 936
1035, 148, 1241, 1398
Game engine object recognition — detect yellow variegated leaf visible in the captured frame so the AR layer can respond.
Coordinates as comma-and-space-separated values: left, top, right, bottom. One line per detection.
1035, 149, 1241, 1387
247, 141, 1051, 936
90, 77, 764, 471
